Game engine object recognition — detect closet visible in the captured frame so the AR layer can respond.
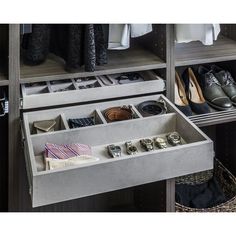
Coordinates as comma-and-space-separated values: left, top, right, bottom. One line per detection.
4, 24, 236, 212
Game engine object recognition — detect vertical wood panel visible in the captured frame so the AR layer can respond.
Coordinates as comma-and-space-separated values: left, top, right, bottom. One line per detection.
8, 24, 21, 211
166, 24, 175, 102
165, 24, 176, 212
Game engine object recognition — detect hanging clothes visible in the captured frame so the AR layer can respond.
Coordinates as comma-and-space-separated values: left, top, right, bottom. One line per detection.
108, 24, 131, 50
175, 24, 221, 45
108, 24, 152, 50
22, 24, 108, 72
130, 24, 153, 38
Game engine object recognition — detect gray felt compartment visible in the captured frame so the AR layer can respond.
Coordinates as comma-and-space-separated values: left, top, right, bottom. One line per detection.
22, 95, 214, 207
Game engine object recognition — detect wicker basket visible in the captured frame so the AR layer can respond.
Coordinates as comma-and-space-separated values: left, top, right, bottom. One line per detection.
175, 159, 236, 212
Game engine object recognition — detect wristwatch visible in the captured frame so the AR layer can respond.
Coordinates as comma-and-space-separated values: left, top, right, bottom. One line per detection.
166, 132, 182, 146
154, 137, 167, 149
140, 138, 154, 151
125, 141, 138, 155
107, 144, 121, 158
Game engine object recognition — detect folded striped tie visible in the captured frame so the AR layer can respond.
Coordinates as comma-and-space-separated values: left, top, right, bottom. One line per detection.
45, 143, 92, 159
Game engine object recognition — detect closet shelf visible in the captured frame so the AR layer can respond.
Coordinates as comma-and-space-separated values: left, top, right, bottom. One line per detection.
189, 108, 236, 127
175, 36, 236, 67
20, 48, 166, 84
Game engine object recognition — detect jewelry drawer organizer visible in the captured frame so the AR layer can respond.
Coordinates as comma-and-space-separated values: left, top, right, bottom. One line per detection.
21, 71, 165, 109
22, 94, 214, 207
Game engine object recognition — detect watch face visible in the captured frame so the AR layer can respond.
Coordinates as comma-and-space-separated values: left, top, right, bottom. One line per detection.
107, 145, 121, 158
142, 139, 153, 145
154, 137, 167, 149
140, 139, 154, 151
166, 132, 181, 146
127, 146, 138, 155
126, 141, 138, 155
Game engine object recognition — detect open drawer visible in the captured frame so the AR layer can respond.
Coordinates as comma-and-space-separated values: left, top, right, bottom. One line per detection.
22, 94, 214, 207
21, 70, 165, 109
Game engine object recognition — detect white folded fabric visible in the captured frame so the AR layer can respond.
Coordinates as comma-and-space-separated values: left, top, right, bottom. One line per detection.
45, 155, 99, 170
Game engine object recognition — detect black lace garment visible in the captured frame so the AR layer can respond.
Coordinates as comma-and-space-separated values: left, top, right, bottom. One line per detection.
22, 24, 108, 72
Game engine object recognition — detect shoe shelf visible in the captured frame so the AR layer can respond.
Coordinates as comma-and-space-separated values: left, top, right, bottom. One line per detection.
189, 107, 236, 127
175, 36, 236, 67
20, 48, 166, 84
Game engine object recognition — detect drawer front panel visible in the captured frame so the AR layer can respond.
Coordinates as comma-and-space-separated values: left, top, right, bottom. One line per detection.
32, 142, 213, 207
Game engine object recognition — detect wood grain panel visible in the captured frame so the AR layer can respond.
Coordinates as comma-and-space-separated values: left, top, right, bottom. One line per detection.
176, 36, 236, 66
8, 24, 21, 211
20, 48, 166, 83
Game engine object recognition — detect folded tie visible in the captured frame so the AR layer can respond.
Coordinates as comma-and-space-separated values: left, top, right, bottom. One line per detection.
68, 117, 95, 129
45, 142, 92, 159
44, 142, 99, 170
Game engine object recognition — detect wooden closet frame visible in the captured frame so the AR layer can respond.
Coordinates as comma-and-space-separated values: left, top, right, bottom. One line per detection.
6, 24, 236, 212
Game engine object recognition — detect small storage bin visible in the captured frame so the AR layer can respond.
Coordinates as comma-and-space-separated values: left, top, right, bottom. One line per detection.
175, 159, 236, 212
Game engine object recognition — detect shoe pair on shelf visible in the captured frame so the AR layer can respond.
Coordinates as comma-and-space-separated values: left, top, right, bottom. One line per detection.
198, 65, 236, 110
175, 65, 236, 116
175, 68, 210, 116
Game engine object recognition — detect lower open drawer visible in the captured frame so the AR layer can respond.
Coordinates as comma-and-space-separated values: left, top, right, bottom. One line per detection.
22, 95, 214, 207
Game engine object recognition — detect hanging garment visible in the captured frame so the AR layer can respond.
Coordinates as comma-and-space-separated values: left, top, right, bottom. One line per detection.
130, 24, 153, 38
175, 24, 221, 45
22, 24, 108, 72
108, 24, 152, 50
22, 24, 51, 66
108, 24, 131, 50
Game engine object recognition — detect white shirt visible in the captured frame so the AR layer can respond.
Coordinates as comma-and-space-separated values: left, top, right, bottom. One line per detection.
175, 24, 221, 45
108, 24, 152, 50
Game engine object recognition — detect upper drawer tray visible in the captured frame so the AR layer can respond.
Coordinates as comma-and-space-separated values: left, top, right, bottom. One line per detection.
22, 95, 214, 207
21, 70, 165, 109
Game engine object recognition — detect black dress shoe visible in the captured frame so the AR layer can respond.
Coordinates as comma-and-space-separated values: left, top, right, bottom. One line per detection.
197, 66, 232, 111
182, 68, 210, 114
211, 65, 236, 106
175, 71, 192, 116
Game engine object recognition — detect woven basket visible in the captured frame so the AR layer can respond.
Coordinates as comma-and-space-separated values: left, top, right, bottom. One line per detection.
175, 159, 236, 212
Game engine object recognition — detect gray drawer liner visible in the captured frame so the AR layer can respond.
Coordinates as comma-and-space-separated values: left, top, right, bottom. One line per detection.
22, 95, 214, 207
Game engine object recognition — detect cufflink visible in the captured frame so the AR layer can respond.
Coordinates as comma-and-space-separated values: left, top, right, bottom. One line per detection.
107, 144, 121, 158
154, 137, 167, 149
166, 132, 182, 146
140, 138, 154, 151
125, 141, 138, 155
